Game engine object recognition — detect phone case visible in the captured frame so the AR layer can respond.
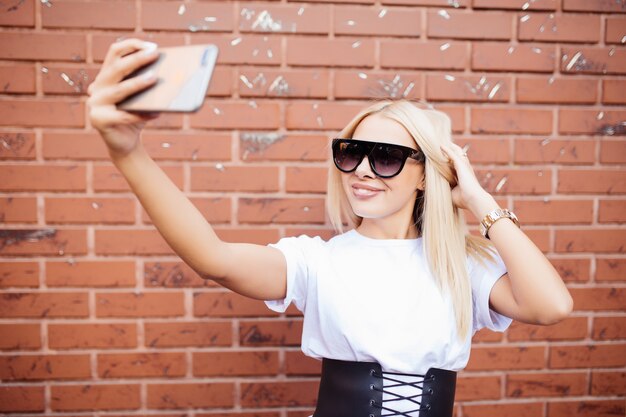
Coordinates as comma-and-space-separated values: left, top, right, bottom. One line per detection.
117, 44, 219, 113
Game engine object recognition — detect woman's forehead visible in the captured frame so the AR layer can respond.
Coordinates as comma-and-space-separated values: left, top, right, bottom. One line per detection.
351, 114, 415, 148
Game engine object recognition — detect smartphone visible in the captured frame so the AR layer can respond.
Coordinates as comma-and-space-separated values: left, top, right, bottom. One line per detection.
117, 44, 219, 113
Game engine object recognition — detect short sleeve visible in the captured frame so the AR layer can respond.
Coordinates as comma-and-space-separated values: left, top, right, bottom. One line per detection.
264, 235, 317, 313
469, 250, 513, 333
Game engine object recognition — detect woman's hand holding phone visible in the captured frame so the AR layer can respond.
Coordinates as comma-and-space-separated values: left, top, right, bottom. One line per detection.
86, 38, 162, 158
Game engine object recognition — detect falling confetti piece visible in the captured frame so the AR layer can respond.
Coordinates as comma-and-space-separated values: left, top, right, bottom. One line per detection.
241, 8, 255, 20
191, 150, 199, 161
378, 9, 388, 18
540, 138, 551, 145
487, 81, 502, 100
267, 49, 273, 58
495, 176, 508, 192
268, 75, 290, 95
303, 206, 310, 212
231, 37, 242, 46
297, 7, 305, 15
548, 76, 555, 84
438, 10, 450, 19
346, 20, 356, 26
161, 142, 171, 148
204, 16, 217, 22
91, 202, 101, 210
402, 82, 415, 98
621, 35, 626, 44
462, 143, 470, 154
352, 41, 361, 48
178, 4, 186, 15
40, 0, 52, 7
532, 47, 542, 54
213, 107, 222, 115
252, 10, 282, 31
240, 75, 254, 89
447, 0, 461, 7
60, 72, 74, 86
444, 74, 456, 81
520, 15, 530, 23
522, 2, 530, 10
537, 171, 543, 177
248, 100, 258, 108
439, 42, 451, 51
215, 163, 225, 171
565, 51, 583, 71
316, 116, 324, 127
358, 72, 368, 79
41, 67, 48, 73
597, 111, 605, 120
507, 46, 516, 54
609, 48, 615, 57
543, 197, 550, 203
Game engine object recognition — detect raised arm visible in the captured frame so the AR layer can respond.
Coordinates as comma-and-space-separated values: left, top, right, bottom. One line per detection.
87, 38, 286, 300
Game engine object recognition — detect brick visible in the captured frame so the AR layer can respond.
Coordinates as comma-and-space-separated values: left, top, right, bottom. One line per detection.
600, 139, 626, 163
240, 319, 303, 346
428, 10, 511, 40
286, 166, 327, 193
46, 260, 135, 287
571, 287, 626, 311
51, 384, 140, 411
334, 70, 422, 100
43, 0, 134, 29
593, 316, 626, 340
285, 101, 367, 130
453, 137, 509, 164
0, 197, 37, 223
558, 169, 626, 194
557, 230, 626, 253
0, 32, 85, 61
549, 257, 591, 283
603, 79, 626, 105
190, 165, 279, 192
606, 17, 626, 44
143, 197, 231, 225
475, 168, 551, 194
0, 323, 40, 350
335, 6, 421, 37
561, 47, 626, 75
193, 291, 277, 317
240, 4, 330, 34
507, 316, 588, 341
287, 37, 374, 67
427, 74, 509, 102
507, 372, 587, 397
142, 1, 232, 32
463, 402, 543, 417
95, 229, 175, 255
240, 133, 328, 161
471, 327, 503, 343
0, 64, 35, 94
0, 164, 86, 191
98, 352, 186, 378
194, 34, 281, 66
473, 42, 554, 73
456, 376, 501, 401
0, 262, 39, 288
596, 258, 626, 282
513, 199, 593, 224
548, 399, 625, 417
147, 383, 234, 409
0, 0, 34, 26
0, 228, 87, 257
558, 109, 626, 135
473, 0, 556, 10
41, 65, 97, 95
45, 197, 135, 224
0, 354, 90, 380
599, 199, 626, 223
0, 292, 88, 318
144, 321, 232, 347
550, 344, 626, 369
43, 131, 108, 160
519, 13, 601, 43
381, 0, 467, 5
0, 131, 35, 159
190, 100, 280, 130
96, 292, 185, 318
139, 132, 232, 161
471, 108, 552, 134
591, 371, 626, 395
563, 0, 626, 12
48, 323, 137, 349
285, 350, 322, 375
207, 66, 234, 97
0, 386, 44, 412
517, 77, 597, 104
241, 381, 318, 407
238, 197, 325, 224
214, 227, 280, 245
93, 164, 183, 192
193, 350, 279, 376
0, 99, 84, 127
145, 261, 217, 288
381, 40, 467, 70
514, 138, 595, 164
465, 346, 545, 370
238, 68, 329, 98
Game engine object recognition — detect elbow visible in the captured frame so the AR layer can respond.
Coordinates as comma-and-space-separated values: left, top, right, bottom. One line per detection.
536, 292, 574, 326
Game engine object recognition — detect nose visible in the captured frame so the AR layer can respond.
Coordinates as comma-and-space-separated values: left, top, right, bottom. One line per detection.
354, 155, 375, 178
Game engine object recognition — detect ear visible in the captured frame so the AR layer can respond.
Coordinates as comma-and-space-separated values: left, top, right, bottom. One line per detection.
416, 173, 425, 191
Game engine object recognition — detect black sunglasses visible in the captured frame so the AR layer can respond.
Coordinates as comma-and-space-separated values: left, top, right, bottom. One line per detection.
332, 138, 425, 178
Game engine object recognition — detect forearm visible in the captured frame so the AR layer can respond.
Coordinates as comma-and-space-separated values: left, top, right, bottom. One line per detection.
110, 145, 228, 280
469, 193, 573, 323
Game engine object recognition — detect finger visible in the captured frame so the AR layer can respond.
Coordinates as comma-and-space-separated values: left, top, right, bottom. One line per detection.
89, 71, 158, 106
91, 105, 155, 126
100, 46, 160, 86
103, 38, 156, 65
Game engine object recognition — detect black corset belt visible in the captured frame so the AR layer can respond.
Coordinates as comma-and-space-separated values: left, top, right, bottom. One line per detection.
313, 358, 457, 417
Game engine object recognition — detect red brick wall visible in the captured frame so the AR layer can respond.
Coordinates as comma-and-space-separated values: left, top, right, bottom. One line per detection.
1, 0, 625, 415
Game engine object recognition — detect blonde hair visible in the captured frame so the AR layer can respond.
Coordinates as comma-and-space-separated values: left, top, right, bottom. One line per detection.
326, 99, 498, 341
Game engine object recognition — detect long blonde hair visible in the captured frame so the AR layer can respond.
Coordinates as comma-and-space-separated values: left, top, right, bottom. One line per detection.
326, 99, 498, 341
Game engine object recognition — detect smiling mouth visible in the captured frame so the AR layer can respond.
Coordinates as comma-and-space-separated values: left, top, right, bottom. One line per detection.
352, 185, 384, 198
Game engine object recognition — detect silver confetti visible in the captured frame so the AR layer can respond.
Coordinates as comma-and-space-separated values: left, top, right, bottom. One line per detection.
204, 16, 217, 22
352, 41, 361, 48
241, 8, 255, 20
402, 82, 415, 98
40, 0, 52, 7
161, 142, 171, 148
444, 74, 456, 81
303, 206, 310, 212
507, 46, 516, 54
447, 0, 461, 7
178, 4, 186, 15
215, 163, 225, 171
532, 47, 542, 54
297, 7, 305, 16
346, 20, 356, 26
213, 107, 222, 115
252, 10, 282, 31
596, 111, 605, 120
440, 42, 451, 51
358, 72, 368, 79
267, 49, 273, 58
565, 51, 583, 71
621, 35, 626, 44
540, 138, 551, 145
248, 100, 258, 108
438, 10, 450, 19
520, 15, 530, 23
316, 116, 324, 127
268, 75, 290, 95
495, 176, 508, 192
230, 37, 242, 46
378, 9, 388, 18
609, 48, 615, 57
41, 66, 49, 73
522, 2, 530, 10
91, 202, 101, 210
487, 81, 502, 100
240, 74, 254, 89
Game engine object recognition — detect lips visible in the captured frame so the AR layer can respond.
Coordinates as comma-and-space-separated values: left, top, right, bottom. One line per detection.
351, 183, 384, 198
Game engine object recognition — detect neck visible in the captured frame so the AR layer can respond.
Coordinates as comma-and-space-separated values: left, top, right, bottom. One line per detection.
357, 218, 419, 240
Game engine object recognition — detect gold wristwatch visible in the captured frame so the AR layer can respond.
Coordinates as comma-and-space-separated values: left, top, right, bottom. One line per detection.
479, 208, 520, 239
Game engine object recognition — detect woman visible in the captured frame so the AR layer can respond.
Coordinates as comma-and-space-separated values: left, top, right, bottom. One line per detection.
87, 38, 573, 417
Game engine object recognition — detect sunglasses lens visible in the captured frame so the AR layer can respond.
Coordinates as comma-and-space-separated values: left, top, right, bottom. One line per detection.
334, 141, 364, 172
371, 144, 405, 177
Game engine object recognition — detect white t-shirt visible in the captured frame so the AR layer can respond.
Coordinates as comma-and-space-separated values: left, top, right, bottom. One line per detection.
264, 229, 511, 414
